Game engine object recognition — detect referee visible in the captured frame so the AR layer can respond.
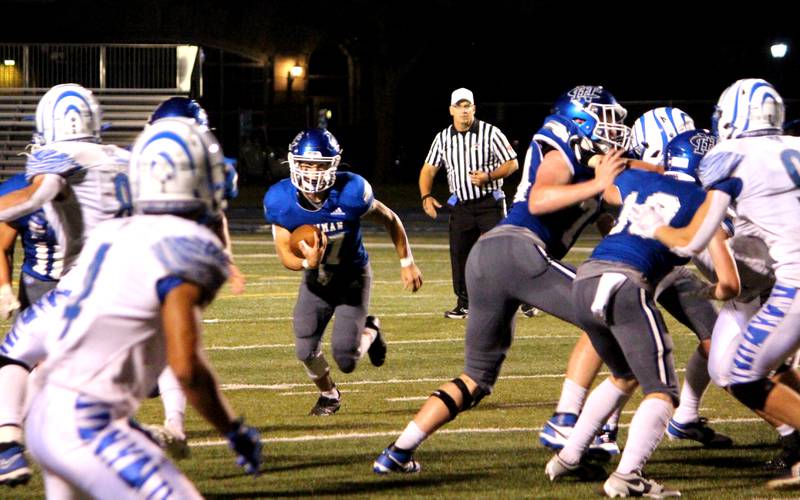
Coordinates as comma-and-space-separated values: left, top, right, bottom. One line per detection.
420, 88, 518, 319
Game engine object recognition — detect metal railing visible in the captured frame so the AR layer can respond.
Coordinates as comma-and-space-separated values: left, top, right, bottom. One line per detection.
0, 44, 197, 178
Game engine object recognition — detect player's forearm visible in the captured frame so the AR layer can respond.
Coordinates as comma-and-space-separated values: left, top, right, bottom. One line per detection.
386, 211, 413, 263
179, 359, 238, 435
0, 175, 61, 222
529, 179, 602, 215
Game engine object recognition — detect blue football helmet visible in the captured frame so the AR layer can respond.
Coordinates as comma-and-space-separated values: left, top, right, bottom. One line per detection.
712, 78, 784, 140
551, 85, 631, 151
630, 107, 695, 164
664, 129, 718, 184
149, 97, 209, 127
288, 128, 342, 193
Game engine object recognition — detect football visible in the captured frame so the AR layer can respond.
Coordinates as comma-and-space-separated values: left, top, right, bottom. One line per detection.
289, 224, 324, 258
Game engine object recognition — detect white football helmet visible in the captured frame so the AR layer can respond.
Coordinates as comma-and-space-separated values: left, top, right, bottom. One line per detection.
630, 107, 695, 165
713, 78, 784, 141
129, 117, 226, 220
34, 83, 101, 145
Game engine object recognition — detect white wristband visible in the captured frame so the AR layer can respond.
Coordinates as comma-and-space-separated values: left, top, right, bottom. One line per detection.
301, 259, 310, 269
400, 256, 414, 268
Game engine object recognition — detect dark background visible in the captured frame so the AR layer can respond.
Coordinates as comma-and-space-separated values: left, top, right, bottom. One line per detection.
2, 0, 797, 188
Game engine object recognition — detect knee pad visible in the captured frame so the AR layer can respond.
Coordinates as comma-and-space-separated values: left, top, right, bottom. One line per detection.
729, 378, 775, 411
302, 352, 330, 381
431, 378, 489, 422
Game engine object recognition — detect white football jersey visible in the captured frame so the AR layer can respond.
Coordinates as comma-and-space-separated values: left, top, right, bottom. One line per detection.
26, 141, 131, 272
30, 215, 228, 416
701, 135, 800, 286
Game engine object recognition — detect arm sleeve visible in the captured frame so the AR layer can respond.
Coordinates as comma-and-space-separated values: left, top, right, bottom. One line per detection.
0, 174, 65, 222
672, 190, 732, 257
152, 236, 229, 304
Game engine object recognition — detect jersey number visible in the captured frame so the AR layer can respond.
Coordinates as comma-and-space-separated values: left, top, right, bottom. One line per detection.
59, 243, 111, 339
780, 149, 800, 188
322, 232, 345, 266
610, 191, 681, 236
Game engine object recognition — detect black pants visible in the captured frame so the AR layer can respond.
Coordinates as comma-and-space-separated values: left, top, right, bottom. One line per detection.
448, 194, 505, 309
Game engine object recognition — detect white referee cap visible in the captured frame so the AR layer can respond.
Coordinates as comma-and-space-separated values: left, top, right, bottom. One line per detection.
450, 88, 474, 106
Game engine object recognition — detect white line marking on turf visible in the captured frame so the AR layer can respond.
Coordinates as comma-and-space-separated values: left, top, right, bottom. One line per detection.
279, 390, 363, 396
205, 332, 701, 351
189, 417, 763, 448
230, 239, 597, 253
387, 396, 428, 402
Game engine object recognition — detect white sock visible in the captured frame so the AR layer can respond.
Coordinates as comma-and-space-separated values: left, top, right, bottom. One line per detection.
158, 369, 186, 435
606, 406, 622, 429
358, 329, 378, 360
560, 379, 629, 465
617, 397, 673, 475
321, 387, 340, 400
395, 421, 427, 451
672, 349, 709, 424
555, 378, 588, 416
777, 424, 796, 437
0, 364, 28, 434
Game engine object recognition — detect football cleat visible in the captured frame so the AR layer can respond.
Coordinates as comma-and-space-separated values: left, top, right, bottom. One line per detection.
768, 461, 800, 490
141, 421, 191, 460
444, 306, 468, 319
603, 470, 681, 498
373, 443, 421, 474
309, 394, 341, 416
539, 412, 577, 451
666, 417, 732, 448
365, 316, 386, 367
766, 432, 800, 473
0, 442, 31, 487
592, 424, 621, 456
545, 454, 606, 482
520, 304, 541, 318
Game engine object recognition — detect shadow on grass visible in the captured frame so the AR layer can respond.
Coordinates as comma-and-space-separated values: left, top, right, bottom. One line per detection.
203, 472, 478, 498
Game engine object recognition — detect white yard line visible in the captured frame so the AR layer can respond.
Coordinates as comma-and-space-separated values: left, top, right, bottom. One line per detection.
206, 332, 695, 350
189, 417, 762, 448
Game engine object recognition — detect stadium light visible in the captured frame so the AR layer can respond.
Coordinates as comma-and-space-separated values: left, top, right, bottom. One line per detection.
771, 42, 788, 59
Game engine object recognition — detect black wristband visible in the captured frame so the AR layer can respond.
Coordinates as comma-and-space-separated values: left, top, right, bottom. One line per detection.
421, 194, 433, 203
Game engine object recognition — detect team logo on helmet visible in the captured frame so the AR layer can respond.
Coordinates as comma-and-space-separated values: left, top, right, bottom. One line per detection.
567, 86, 604, 102
689, 133, 717, 156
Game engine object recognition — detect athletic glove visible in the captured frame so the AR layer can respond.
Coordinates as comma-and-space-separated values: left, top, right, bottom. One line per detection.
570, 134, 602, 168
0, 283, 20, 320
225, 418, 263, 475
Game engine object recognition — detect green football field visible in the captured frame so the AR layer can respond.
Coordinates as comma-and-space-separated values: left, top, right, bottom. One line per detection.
2, 231, 790, 499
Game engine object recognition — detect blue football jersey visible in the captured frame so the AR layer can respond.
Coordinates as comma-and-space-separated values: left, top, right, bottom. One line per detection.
591, 169, 707, 283
499, 115, 601, 259
263, 172, 374, 270
0, 174, 61, 281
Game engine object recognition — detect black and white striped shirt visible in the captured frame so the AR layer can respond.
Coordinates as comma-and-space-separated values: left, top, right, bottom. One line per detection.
424, 119, 517, 202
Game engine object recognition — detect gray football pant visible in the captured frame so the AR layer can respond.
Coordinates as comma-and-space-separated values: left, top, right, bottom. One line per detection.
656, 266, 717, 342
463, 229, 580, 393
293, 265, 372, 374
19, 271, 59, 310
572, 276, 679, 404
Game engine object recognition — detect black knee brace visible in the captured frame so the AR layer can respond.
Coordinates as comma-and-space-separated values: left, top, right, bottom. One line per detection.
0, 354, 31, 372
431, 378, 488, 422
729, 378, 776, 411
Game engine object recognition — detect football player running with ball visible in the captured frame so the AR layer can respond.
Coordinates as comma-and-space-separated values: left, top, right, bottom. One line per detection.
264, 128, 422, 416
